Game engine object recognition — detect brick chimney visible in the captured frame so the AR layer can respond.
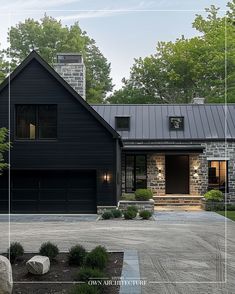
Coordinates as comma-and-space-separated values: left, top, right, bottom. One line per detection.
54, 53, 86, 100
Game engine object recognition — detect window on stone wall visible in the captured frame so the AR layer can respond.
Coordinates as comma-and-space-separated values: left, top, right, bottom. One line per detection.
208, 160, 228, 192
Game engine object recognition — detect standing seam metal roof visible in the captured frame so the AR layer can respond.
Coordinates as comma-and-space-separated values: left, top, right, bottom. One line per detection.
92, 104, 235, 140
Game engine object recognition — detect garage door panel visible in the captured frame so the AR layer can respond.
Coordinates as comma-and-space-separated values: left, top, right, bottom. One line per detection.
39, 190, 67, 201
12, 190, 39, 201
11, 201, 38, 213
6, 170, 97, 214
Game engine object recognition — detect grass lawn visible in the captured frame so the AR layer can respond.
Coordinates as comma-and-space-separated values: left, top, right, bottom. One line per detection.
216, 211, 235, 221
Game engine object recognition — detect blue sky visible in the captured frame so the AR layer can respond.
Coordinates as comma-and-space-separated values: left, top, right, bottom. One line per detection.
0, 0, 228, 90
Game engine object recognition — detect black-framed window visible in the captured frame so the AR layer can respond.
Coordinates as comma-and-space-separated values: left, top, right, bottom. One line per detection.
115, 117, 130, 131
169, 116, 184, 130
208, 160, 228, 192
125, 154, 147, 193
15, 105, 57, 140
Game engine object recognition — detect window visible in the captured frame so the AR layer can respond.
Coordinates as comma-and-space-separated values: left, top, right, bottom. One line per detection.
208, 161, 228, 192
169, 116, 184, 130
16, 105, 57, 140
125, 155, 147, 192
115, 116, 130, 131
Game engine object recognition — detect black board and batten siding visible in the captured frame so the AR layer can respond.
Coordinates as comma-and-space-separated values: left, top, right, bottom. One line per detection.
0, 58, 120, 213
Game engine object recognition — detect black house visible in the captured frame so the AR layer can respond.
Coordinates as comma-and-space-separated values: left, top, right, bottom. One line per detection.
0, 51, 122, 213
0, 51, 235, 214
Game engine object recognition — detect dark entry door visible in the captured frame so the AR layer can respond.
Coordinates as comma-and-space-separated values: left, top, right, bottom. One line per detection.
0, 170, 97, 214
165, 155, 189, 194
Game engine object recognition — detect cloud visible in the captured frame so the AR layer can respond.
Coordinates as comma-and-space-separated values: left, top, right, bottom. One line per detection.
56, 10, 129, 21
1, 0, 79, 11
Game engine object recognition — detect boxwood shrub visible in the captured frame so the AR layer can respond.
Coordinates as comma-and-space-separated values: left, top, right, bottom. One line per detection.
69, 284, 100, 294
204, 190, 223, 202
76, 266, 105, 282
127, 205, 138, 214
139, 210, 153, 220
8, 242, 24, 263
135, 189, 153, 201
102, 211, 113, 220
110, 209, 122, 218
123, 209, 137, 220
39, 242, 59, 261
85, 246, 109, 270
68, 244, 87, 266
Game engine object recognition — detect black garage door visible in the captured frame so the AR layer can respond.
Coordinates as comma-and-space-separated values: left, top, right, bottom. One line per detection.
0, 170, 97, 213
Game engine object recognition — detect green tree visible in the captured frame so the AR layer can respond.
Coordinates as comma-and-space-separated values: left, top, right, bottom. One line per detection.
109, 2, 235, 104
0, 128, 9, 174
0, 15, 112, 103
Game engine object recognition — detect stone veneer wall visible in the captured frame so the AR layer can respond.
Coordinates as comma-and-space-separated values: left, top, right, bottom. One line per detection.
54, 63, 86, 99
121, 142, 235, 203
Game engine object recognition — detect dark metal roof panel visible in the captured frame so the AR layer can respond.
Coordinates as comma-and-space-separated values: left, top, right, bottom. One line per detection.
92, 104, 235, 140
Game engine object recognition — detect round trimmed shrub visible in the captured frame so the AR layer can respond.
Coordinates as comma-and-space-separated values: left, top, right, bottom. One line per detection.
8, 242, 24, 263
135, 189, 153, 201
123, 210, 137, 220
69, 284, 100, 294
39, 242, 59, 261
127, 205, 138, 214
139, 210, 153, 220
102, 211, 113, 220
110, 209, 122, 218
85, 246, 109, 270
204, 190, 223, 202
76, 266, 105, 282
68, 244, 87, 266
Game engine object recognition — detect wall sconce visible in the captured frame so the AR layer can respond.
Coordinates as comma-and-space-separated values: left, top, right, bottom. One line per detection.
157, 167, 162, 179
193, 166, 199, 178
103, 171, 110, 183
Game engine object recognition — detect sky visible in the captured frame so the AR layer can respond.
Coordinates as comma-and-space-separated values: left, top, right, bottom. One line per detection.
0, 0, 228, 91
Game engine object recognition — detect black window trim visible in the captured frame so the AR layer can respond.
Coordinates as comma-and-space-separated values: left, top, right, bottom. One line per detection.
125, 154, 147, 193
115, 116, 130, 131
208, 159, 229, 193
15, 104, 58, 141
169, 116, 184, 131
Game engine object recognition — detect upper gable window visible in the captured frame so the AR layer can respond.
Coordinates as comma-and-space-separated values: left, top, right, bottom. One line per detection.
169, 116, 184, 130
115, 116, 130, 131
16, 105, 57, 140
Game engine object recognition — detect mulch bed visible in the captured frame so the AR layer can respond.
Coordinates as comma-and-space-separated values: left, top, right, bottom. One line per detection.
12, 252, 123, 294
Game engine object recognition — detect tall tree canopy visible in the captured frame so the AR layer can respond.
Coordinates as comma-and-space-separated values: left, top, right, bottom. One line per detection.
108, 1, 235, 104
0, 15, 113, 103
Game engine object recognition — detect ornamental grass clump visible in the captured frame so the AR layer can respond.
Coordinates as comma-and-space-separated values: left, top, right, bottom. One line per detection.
135, 189, 153, 201
8, 242, 24, 263
39, 242, 59, 261
85, 246, 109, 270
123, 209, 137, 220
68, 244, 87, 266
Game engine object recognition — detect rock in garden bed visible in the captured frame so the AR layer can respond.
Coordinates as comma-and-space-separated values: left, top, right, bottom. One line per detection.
12, 252, 123, 294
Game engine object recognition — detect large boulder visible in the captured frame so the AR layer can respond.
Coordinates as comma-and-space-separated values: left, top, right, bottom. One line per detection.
26, 255, 50, 275
0, 255, 13, 294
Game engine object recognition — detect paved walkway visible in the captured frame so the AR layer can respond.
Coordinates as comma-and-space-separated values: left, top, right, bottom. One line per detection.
1, 211, 234, 294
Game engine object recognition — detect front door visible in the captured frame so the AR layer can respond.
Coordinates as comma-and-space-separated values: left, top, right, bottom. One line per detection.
165, 155, 189, 194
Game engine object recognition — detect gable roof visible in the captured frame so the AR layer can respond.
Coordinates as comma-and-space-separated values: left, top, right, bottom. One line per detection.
0, 51, 121, 141
92, 104, 235, 141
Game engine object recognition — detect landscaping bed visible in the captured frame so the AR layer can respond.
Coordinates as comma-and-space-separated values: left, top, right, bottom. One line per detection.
216, 211, 235, 221
12, 252, 123, 294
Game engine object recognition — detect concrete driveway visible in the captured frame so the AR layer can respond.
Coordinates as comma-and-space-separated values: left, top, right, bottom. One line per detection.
1, 211, 234, 294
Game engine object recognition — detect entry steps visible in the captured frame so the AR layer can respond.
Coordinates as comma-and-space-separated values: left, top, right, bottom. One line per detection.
153, 195, 203, 207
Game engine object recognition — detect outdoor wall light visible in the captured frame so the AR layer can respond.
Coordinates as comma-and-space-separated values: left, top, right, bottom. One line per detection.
157, 167, 162, 179
193, 166, 199, 178
103, 172, 110, 183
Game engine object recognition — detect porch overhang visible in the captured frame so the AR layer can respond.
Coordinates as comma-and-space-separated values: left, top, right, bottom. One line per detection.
122, 144, 204, 154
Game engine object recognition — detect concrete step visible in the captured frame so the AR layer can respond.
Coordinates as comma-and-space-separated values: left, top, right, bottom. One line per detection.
153, 195, 203, 206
